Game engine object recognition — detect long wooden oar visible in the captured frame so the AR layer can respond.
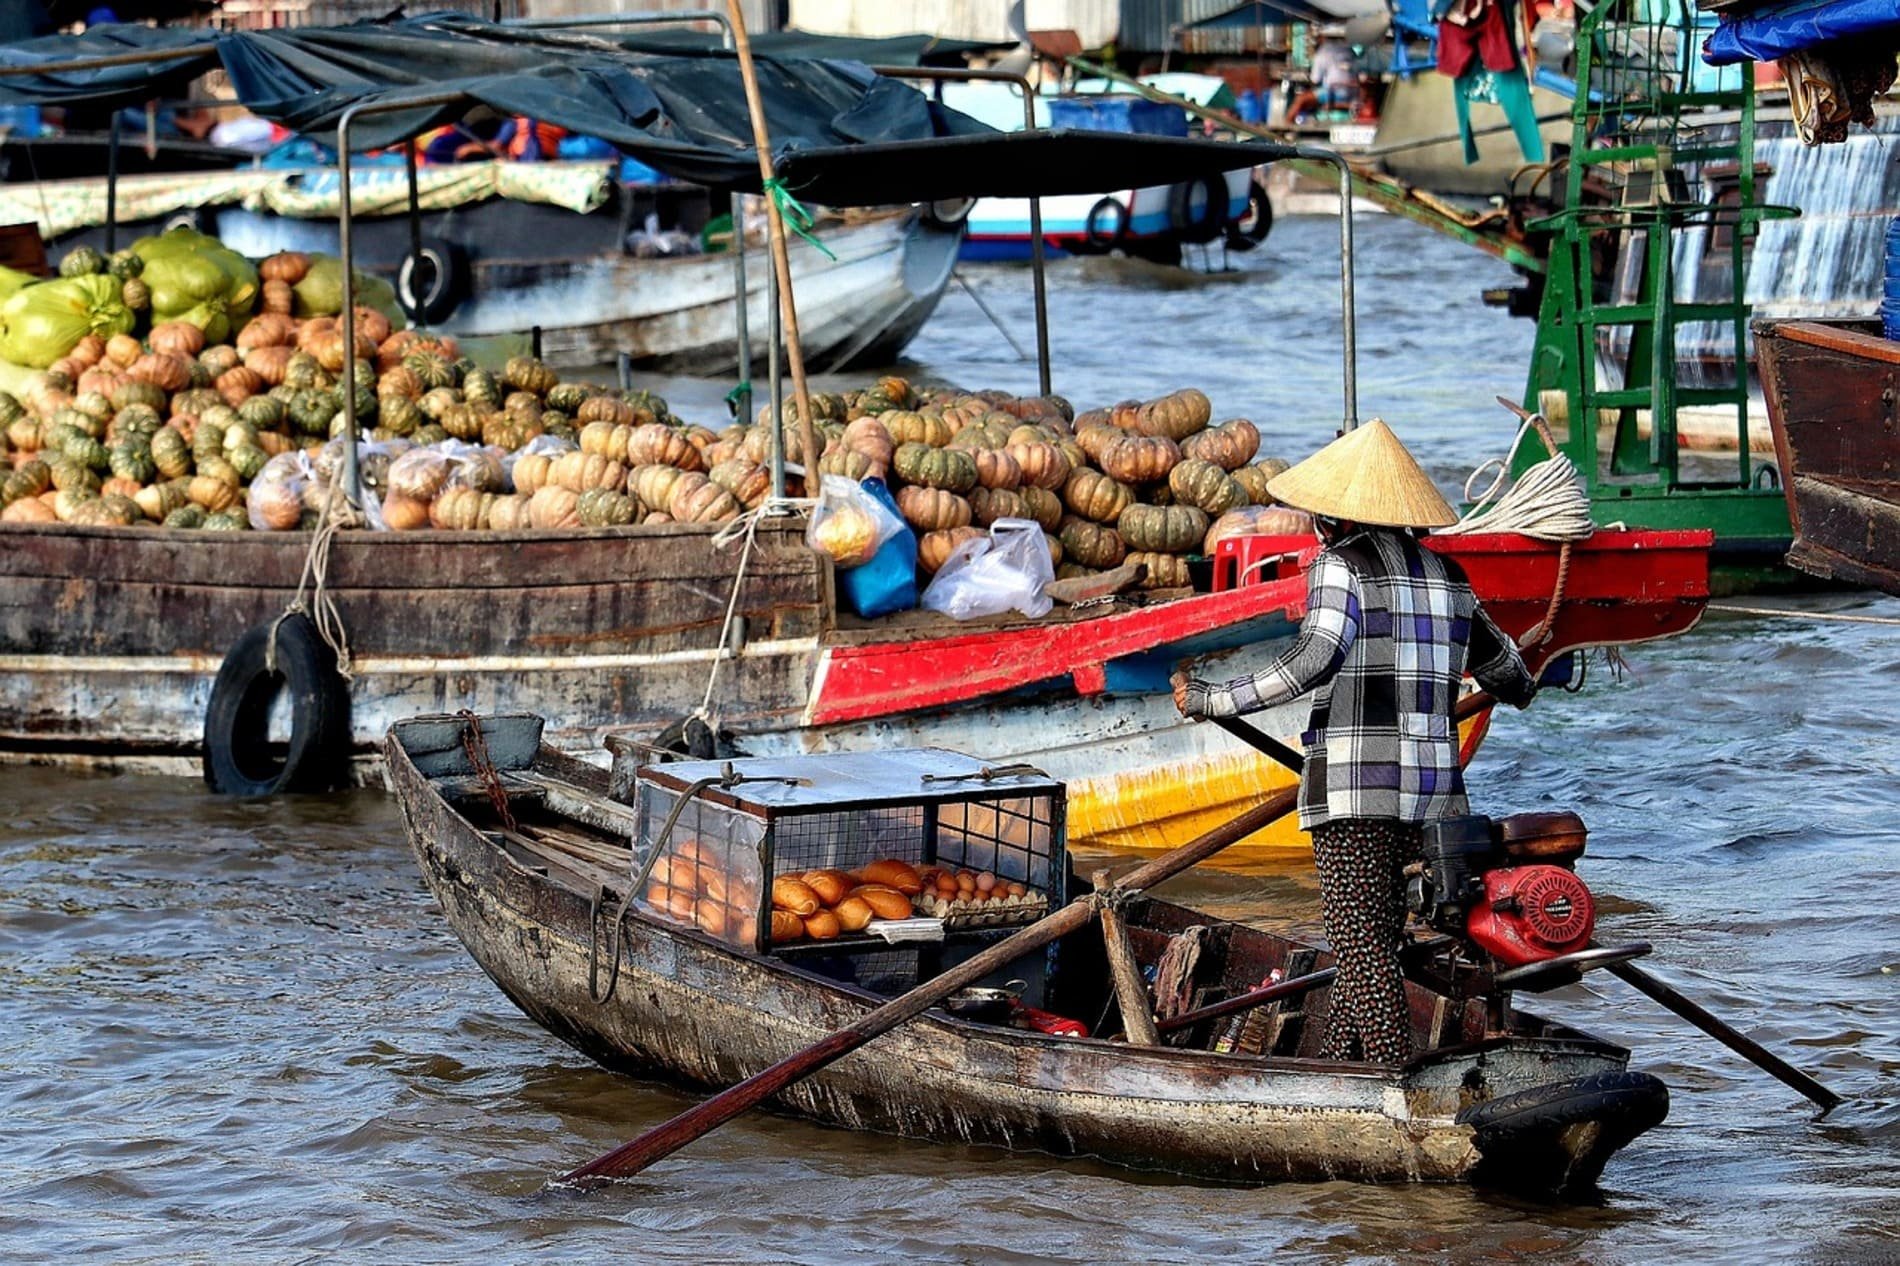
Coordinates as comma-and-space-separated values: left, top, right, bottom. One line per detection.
1605, 961, 1842, 1111
557, 784, 1301, 1186
1155, 967, 1338, 1035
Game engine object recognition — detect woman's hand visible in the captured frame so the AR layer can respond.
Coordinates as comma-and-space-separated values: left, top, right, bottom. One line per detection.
1171, 671, 1194, 717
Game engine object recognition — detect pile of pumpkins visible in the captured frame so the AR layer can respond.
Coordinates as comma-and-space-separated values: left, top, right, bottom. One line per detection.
0, 245, 743, 533
773, 380, 1305, 587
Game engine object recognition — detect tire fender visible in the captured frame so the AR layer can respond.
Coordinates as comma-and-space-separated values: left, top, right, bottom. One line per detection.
1168, 174, 1230, 245
202, 612, 352, 796
1226, 181, 1274, 251
1084, 196, 1129, 251
397, 235, 469, 326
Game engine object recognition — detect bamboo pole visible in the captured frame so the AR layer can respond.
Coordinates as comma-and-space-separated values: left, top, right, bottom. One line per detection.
1094, 869, 1161, 1046
725, 0, 819, 491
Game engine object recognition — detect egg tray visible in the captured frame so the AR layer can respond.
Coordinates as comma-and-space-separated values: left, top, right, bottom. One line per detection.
915, 889, 1051, 930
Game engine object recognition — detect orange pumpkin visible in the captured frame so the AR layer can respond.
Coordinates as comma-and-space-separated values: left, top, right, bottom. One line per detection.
1004, 440, 1071, 491
1098, 434, 1181, 486
527, 484, 582, 529
148, 322, 205, 358
258, 250, 311, 284
971, 447, 1022, 492
895, 485, 972, 532
917, 526, 984, 574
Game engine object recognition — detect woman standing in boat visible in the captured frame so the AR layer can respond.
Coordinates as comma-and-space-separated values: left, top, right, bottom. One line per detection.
1173, 420, 1537, 1065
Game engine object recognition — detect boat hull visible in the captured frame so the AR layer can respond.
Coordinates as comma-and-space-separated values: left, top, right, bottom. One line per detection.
0, 526, 1710, 858
1758, 318, 1900, 595
389, 731, 1660, 1190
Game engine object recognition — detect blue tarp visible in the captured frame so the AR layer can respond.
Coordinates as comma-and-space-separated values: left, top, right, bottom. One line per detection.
1045, 96, 1190, 137
1703, 0, 1900, 64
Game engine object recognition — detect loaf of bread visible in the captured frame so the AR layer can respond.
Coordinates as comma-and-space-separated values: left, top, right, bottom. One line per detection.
852, 884, 913, 921
771, 876, 821, 916
770, 910, 805, 942
801, 869, 852, 906
804, 909, 842, 940
833, 896, 874, 932
858, 859, 924, 895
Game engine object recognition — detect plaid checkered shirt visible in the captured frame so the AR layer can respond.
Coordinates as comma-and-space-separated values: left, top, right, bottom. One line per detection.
1184, 529, 1535, 829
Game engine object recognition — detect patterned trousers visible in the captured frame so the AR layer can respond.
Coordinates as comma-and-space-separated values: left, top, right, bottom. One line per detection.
1311, 818, 1422, 1066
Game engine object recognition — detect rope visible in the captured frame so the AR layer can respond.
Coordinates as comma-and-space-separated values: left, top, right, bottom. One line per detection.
1439, 410, 1594, 648
761, 177, 836, 261
697, 494, 817, 721
1438, 412, 1594, 544
267, 472, 357, 682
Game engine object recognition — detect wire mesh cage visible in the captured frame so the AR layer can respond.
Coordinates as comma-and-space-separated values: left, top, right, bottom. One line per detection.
631, 749, 1067, 955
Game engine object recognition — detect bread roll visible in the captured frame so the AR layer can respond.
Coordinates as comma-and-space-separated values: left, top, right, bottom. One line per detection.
737, 915, 759, 946
770, 910, 805, 942
771, 876, 821, 916
804, 909, 841, 940
665, 888, 697, 922
801, 869, 852, 906
833, 896, 874, 932
695, 899, 729, 937
858, 859, 924, 895
852, 884, 913, 921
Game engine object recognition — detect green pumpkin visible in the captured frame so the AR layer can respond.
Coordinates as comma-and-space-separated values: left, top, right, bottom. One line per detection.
577, 487, 640, 527
68, 435, 110, 473
163, 503, 206, 529
107, 248, 144, 280
2, 460, 51, 506
0, 391, 23, 427
47, 454, 99, 493
51, 407, 104, 440
457, 367, 499, 410
42, 421, 87, 455
59, 245, 106, 277
150, 427, 191, 479
1117, 503, 1208, 554
227, 444, 268, 482
502, 355, 558, 396
438, 403, 485, 442
237, 395, 286, 431
947, 419, 1014, 451
544, 382, 588, 413
1057, 514, 1126, 570
109, 441, 157, 484
120, 277, 151, 312
113, 403, 162, 437
282, 352, 325, 391
1168, 458, 1249, 516
376, 395, 422, 437
411, 423, 450, 446
417, 387, 461, 420
289, 389, 338, 437
892, 442, 977, 494
405, 352, 458, 391
202, 509, 249, 531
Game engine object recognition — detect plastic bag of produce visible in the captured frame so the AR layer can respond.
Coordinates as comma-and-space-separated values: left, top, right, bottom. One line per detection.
0, 265, 35, 304
380, 444, 451, 531
0, 275, 135, 368
132, 227, 258, 317
807, 473, 904, 569
439, 439, 505, 493
835, 477, 918, 619
920, 518, 1055, 621
248, 450, 312, 531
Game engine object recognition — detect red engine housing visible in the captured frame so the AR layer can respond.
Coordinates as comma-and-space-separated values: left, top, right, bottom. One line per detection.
1464, 865, 1596, 967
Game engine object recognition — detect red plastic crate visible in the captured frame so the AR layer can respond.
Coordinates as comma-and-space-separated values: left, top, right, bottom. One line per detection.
1212, 533, 1321, 591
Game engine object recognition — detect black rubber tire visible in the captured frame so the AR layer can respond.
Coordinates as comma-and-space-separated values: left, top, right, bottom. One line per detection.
1168, 174, 1231, 245
163, 206, 215, 236
925, 196, 976, 228
1083, 196, 1129, 251
397, 236, 469, 326
1460, 1070, 1670, 1193
1226, 181, 1274, 251
202, 613, 352, 796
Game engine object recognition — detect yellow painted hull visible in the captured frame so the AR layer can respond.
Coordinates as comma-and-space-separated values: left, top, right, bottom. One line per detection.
1066, 713, 1491, 860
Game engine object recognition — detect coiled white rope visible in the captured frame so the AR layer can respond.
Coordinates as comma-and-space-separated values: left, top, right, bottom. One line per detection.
697, 494, 818, 720
267, 472, 358, 682
1438, 413, 1594, 543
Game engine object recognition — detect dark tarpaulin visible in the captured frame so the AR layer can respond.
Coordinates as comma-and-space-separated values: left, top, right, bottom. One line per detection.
777, 132, 1291, 205
0, 14, 1291, 204
0, 23, 220, 111
580, 29, 1003, 66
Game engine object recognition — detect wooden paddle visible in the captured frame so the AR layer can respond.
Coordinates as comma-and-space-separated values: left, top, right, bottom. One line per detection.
557, 783, 1301, 1186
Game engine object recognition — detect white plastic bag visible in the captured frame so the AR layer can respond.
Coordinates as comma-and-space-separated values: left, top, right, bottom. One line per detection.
807, 473, 904, 569
247, 450, 312, 532
919, 518, 1054, 620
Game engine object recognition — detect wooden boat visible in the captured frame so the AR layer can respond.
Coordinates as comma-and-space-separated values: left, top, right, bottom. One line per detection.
0, 522, 1709, 856
1757, 318, 1900, 595
384, 712, 1671, 1193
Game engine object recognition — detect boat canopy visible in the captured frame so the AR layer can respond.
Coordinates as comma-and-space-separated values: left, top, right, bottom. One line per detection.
1702, 0, 1900, 63
0, 13, 1288, 203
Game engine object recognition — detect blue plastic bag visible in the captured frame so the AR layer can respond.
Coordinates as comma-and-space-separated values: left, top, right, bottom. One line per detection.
836, 478, 917, 619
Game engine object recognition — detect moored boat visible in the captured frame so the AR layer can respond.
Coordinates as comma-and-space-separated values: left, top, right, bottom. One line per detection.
0, 521, 1710, 855
384, 713, 1671, 1193
1757, 318, 1900, 595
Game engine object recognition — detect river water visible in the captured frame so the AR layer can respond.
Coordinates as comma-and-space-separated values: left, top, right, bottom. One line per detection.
4, 215, 1898, 1264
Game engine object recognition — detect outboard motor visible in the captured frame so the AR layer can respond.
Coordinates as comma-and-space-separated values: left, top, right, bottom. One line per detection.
1409, 812, 1596, 969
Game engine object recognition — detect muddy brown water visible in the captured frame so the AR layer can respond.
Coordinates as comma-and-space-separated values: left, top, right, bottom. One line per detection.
4, 216, 1899, 1263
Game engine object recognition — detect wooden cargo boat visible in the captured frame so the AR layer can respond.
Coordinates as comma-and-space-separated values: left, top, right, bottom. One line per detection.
0, 521, 1709, 854
385, 714, 1670, 1193
1757, 318, 1900, 596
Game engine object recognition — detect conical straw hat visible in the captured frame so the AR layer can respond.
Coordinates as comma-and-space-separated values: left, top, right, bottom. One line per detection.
1265, 418, 1458, 529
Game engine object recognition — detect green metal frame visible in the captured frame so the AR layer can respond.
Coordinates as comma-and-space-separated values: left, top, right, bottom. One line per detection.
1517, 0, 1799, 578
